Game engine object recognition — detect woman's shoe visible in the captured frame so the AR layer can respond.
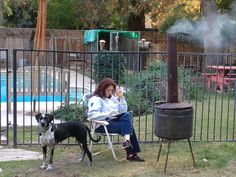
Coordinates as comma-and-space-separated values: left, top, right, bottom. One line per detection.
127, 154, 145, 162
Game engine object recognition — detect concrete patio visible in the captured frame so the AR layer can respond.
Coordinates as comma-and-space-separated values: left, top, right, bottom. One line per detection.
0, 146, 42, 162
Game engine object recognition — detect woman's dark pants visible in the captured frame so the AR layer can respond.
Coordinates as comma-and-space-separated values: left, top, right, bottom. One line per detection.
95, 112, 141, 154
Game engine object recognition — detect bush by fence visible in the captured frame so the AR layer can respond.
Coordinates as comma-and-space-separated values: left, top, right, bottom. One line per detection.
53, 102, 87, 122
93, 52, 127, 84
125, 60, 200, 116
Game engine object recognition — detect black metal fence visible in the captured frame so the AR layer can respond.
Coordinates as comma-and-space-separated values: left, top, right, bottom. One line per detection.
1, 49, 236, 146
0, 48, 9, 145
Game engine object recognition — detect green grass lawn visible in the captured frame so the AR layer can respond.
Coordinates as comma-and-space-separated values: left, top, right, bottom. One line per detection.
191, 92, 236, 142
0, 142, 236, 177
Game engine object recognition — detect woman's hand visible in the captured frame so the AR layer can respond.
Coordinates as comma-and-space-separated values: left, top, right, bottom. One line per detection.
115, 89, 123, 98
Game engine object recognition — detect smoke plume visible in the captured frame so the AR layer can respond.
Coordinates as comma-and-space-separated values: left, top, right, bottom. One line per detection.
168, 2, 236, 49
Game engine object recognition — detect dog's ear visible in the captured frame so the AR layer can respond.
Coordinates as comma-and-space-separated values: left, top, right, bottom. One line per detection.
35, 113, 42, 122
46, 114, 54, 123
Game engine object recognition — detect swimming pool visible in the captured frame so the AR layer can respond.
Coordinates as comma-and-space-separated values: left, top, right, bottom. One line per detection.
0, 75, 89, 102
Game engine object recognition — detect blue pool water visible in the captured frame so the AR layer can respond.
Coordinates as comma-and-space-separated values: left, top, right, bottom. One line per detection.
0, 75, 86, 102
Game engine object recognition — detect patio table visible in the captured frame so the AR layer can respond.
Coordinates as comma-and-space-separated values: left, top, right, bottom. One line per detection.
202, 65, 236, 92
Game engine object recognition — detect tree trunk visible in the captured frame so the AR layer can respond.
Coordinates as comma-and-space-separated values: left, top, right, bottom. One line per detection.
128, 10, 145, 31
201, 0, 223, 65
127, 0, 145, 31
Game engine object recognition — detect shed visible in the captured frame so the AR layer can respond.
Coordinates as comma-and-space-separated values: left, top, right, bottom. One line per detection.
84, 29, 140, 51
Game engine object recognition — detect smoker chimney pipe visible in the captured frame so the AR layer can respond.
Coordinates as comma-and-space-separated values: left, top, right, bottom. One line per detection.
167, 33, 178, 103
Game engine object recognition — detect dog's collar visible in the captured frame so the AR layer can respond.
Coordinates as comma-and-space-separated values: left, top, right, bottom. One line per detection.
40, 123, 52, 133
40, 123, 58, 134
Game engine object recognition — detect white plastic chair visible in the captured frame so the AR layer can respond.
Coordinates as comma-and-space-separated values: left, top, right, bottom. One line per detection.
83, 94, 125, 161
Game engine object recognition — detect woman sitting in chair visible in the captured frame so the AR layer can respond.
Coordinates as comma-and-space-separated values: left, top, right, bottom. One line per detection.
87, 78, 144, 162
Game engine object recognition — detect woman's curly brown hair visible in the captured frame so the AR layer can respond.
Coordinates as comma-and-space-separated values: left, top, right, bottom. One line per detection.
93, 78, 116, 98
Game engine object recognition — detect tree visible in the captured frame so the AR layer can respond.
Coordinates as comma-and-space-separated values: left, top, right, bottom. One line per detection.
1, 0, 235, 31
48, 0, 150, 30
149, 0, 234, 33
127, 0, 147, 30
0, 0, 12, 16
74, 0, 145, 30
1, 0, 38, 28
47, 0, 79, 29
149, 0, 201, 33
74, 0, 116, 29
216, 0, 234, 12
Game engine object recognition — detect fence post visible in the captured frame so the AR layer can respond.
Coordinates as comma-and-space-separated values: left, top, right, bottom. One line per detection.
13, 49, 17, 148
7, 49, 11, 114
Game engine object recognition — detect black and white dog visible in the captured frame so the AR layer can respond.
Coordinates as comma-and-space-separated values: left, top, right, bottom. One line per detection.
35, 113, 100, 170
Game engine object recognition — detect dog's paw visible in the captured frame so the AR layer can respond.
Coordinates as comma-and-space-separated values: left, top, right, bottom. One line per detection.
78, 156, 84, 162
40, 163, 47, 170
46, 164, 53, 171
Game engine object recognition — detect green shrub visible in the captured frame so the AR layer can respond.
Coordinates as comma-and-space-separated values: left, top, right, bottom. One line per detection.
125, 61, 168, 116
93, 52, 127, 84
124, 92, 147, 117
52, 102, 87, 122
125, 61, 200, 116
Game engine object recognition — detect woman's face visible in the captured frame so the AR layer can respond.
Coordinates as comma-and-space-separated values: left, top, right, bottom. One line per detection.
105, 85, 114, 98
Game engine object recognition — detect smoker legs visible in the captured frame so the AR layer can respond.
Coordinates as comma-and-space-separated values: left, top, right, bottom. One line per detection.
164, 141, 171, 173
187, 138, 196, 166
157, 138, 195, 173
157, 138, 163, 162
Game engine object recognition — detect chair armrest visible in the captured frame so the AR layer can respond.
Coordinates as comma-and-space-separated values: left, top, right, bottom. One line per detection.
89, 120, 109, 126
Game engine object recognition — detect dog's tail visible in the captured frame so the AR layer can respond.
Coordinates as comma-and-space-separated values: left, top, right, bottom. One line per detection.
85, 125, 101, 142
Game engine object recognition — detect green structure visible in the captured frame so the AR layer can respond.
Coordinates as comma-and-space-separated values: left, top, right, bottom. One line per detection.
84, 29, 141, 71
84, 29, 140, 51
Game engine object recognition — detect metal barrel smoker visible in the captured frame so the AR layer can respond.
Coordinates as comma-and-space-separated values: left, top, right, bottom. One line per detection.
154, 33, 195, 173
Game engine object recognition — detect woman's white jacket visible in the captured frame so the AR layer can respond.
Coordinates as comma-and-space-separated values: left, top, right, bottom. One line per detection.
87, 95, 127, 121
